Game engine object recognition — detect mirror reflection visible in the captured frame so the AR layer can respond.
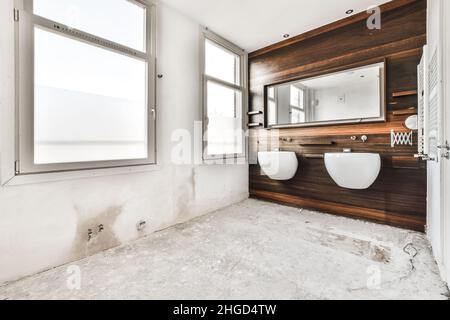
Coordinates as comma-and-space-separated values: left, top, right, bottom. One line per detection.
266, 62, 385, 127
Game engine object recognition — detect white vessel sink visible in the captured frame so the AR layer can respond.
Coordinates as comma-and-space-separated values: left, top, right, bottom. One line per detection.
258, 151, 298, 181
324, 152, 381, 190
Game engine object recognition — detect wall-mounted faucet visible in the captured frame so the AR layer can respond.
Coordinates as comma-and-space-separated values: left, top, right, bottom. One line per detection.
350, 135, 368, 142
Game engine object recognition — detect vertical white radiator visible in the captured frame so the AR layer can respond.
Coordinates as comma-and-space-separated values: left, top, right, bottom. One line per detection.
428, 47, 440, 161
418, 44, 442, 162
417, 46, 427, 156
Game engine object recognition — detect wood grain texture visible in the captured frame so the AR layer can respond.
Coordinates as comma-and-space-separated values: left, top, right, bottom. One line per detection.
248, 0, 427, 231
392, 90, 418, 97
249, 0, 420, 58
249, 190, 426, 232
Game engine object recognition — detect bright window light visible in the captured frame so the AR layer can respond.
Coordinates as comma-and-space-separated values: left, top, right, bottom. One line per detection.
33, 0, 146, 51
202, 32, 246, 159
16, 0, 155, 174
205, 39, 240, 85
206, 81, 242, 155
34, 28, 148, 164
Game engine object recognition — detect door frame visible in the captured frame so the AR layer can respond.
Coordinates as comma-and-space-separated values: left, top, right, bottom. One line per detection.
443, 0, 450, 284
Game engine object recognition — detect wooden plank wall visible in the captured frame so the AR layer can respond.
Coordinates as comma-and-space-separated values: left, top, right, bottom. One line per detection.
248, 0, 427, 231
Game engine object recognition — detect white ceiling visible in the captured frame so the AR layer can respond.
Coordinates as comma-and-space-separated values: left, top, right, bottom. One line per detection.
160, 0, 391, 52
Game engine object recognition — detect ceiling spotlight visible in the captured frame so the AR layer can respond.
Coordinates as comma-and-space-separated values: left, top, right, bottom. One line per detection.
346, 9, 354, 15
283, 34, 290, 39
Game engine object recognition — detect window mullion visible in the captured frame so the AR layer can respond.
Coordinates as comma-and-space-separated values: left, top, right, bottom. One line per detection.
204, 75, 243, 92
31, 14, 148, 61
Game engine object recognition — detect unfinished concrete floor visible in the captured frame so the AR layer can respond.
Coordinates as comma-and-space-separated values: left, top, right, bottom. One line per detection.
0, 199, 448, 300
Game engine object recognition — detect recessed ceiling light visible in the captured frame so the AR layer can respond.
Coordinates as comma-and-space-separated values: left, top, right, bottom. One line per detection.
283, 34, 290, 39
346, 9, 354, 15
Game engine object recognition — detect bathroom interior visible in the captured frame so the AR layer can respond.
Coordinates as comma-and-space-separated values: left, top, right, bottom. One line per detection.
1, 0, 450, 300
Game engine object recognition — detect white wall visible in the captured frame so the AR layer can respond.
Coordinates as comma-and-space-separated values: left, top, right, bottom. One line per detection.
0, 2, 249, 284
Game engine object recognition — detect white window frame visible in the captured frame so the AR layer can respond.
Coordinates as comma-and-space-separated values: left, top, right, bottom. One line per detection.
200, 27, 248, 161
13, 0, 157, 176
267, 87, 278, 126
289, 85, 305, 124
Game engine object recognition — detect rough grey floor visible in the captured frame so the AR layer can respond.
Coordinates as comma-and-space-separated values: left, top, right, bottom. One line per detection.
0, 199, 449, 300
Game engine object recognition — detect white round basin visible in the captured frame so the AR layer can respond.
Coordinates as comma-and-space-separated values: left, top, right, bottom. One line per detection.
258, 151, 299, 181
324, 153, 381, 190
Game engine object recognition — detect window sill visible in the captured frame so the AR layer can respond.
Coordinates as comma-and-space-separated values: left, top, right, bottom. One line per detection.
2, 164, 161, 187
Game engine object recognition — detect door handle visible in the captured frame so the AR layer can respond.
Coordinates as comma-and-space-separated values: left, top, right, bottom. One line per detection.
438, 141, 450, 160
437, 141, 450, 151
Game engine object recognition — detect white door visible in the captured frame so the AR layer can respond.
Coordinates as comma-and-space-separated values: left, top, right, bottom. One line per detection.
442, 0, 450, 283
426, 0, 449, 281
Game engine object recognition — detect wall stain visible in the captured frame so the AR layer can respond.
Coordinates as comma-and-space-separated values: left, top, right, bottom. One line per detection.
71, 206, 123, 261
191, 167, 197, 200
173, 168, 196, 221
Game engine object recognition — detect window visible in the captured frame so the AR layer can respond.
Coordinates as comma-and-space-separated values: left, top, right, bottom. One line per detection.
290, 85, 305, 123
16, 0, 156, 174
202, 29, 247, 160
267, 87, 277, 126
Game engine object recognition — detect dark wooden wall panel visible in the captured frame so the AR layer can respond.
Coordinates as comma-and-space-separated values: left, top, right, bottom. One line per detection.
248, 0, 427, 231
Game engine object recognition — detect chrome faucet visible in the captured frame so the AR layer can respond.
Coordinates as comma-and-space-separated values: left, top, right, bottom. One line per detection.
350, 135, 368, 142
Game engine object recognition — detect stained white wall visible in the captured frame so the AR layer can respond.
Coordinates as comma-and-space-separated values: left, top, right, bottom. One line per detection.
0, 2, 249, 284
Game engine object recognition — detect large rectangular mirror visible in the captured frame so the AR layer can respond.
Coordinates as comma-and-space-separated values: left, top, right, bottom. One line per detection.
265, 62, 386, 128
